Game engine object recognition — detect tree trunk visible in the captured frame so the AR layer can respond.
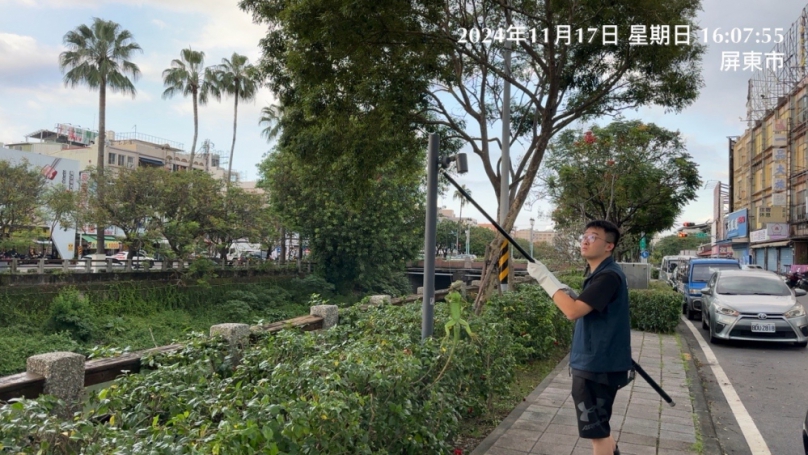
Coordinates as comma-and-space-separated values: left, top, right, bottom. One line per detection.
189, 88, 198, 172
226, 90, 239, 193
96, 78, 106, 259
279, 227, 286, 266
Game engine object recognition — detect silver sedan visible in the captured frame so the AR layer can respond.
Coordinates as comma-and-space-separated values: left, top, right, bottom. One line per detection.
701, 270, 808, 347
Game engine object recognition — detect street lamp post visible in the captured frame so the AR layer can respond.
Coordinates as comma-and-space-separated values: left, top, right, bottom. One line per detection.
530, 218, 534, 259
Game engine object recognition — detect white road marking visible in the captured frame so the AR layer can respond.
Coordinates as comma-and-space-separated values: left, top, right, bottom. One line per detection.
681, 315, 771, 455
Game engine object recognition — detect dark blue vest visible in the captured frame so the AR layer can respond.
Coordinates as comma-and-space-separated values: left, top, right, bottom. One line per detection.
569, 256, 632, 373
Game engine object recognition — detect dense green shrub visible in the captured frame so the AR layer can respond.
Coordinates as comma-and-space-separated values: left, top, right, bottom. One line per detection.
651, 267, 660, 279
0, 327, 81, 375
628, 289, 681, 333
484, 285, 574, 362
0, 295, 521, 454
45, 288, 97, 342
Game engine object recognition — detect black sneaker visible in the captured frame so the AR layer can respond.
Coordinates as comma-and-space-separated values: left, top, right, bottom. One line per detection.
614, 444, 620, 455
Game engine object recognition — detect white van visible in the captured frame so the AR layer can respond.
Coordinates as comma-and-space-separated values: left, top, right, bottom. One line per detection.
660, 255, 697, 288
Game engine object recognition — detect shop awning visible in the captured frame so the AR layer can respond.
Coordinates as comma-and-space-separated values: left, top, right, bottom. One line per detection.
139, 157, 164, 166
80, 235, 122, 249
750, 240, 790, 249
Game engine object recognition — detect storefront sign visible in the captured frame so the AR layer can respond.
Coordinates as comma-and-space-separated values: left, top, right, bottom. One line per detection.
767, 223, 788, 240
726, 209, 748, 239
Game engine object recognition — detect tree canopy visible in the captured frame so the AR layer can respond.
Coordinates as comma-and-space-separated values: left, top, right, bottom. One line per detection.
543, 120, 702, 246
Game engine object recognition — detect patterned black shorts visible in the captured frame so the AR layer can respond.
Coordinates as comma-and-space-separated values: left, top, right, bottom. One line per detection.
571, 374, 619, 439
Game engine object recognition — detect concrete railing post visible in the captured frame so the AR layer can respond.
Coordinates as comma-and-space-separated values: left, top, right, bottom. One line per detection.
125, 258, 132, 272
105, 258, 113, 273
310, 305, 339, 329
38, 258, 45, 274
11, 258, 17, 274
26, 352, 85, 417
85, 257, 92, 273
368, 295, 391, 306
210, 323, 250, 365
62, 259, 69, 273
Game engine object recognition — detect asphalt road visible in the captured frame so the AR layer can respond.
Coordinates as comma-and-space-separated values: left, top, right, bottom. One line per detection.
692, 293, 808, 455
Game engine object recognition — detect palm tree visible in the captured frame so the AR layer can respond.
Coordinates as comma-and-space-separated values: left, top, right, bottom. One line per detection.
205, 53, 261, 191
258, 103, 284, 142
59, 17, 141, 257
452, 185, 471, 253
161, 47, 208, 172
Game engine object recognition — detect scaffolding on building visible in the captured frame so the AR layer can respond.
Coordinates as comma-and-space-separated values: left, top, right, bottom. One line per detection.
746, 4, 808, 126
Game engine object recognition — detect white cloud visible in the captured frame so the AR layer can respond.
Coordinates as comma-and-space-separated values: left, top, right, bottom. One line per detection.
0, 33, 61, 84
151, 18, 167, 29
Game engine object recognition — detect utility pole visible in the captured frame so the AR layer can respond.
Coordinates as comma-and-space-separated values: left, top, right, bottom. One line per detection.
499, 39, 511, 292
422, 134, 439, 340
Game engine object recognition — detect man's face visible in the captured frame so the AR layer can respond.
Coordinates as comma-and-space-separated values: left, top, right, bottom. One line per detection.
579, 227, 613, 259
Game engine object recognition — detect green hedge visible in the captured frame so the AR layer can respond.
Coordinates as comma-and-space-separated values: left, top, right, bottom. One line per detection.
551, 272, 681, 334
0, 294, 551, 454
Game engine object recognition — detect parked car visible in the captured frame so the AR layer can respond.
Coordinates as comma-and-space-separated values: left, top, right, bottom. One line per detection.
660, 255, 696, 289
701, 269, 808, 347
683, 258, 742, 320
741, 264, 764, 270
111, 251, 155, 268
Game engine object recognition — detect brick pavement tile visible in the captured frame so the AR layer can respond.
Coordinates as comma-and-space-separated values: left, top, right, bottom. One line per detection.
511, 418, 551, 432
551, 414, 579, 426
529, 441, 575, 455
535, 397, 567, 408
484, 446, 530, 455
556, 407, 577, 417
623, 416, 660, 429
616, 442, 656, 455
660, 422, 695, 435
518, 412, 555, 423
544, 424, 580, 436
542, 387, 572, 396
616, 432, 657, 446
658, 438, 697, 451
658, 430, 695, 443
629, 397, 664, 408
660, 414, 693, 426
574, 438, 590, 448
527, 405, 563, 415
657, 449, 695, 455
570, 448, 590, 455
539, 432, 576, 444
659, 409, 693, 420
493, 429, 541, 452
619, 425, 659, 438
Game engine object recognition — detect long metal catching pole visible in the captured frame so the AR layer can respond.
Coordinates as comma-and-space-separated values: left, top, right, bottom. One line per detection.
439, 169, 675, 407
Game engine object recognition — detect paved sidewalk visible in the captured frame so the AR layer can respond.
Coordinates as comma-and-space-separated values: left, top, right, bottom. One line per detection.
471, 331, 698, 455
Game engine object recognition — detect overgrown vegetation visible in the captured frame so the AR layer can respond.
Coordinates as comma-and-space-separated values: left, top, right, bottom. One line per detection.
0, 274, 343, 375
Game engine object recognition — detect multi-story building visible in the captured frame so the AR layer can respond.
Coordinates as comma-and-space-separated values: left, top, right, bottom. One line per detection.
513, 229, 555, 244
4, 124, 250, 184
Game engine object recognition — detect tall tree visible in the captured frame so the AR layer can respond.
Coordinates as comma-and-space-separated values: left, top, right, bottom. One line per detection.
259, 103, 284, 142
543, 120, 702, 259
59, 17, 141, 257
240, 0, 705, 310
452, 184, 471, 252
0, 160, 47, 245
205, 53, 261, 190
90, 166, 162, 258
162, 47, 209, 172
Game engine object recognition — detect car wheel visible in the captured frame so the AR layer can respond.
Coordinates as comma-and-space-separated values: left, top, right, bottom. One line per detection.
709, 324, 720, 344
702, 312, 709, 330
686, 302, 696, 320
795, 341, 807, 348
682, 303, 687, 315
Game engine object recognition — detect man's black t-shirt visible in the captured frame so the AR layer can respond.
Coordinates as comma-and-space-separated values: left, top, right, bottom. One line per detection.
571, 270, 630, 388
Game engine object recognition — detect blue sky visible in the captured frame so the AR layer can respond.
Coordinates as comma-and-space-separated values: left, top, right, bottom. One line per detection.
1, 0, 806, 236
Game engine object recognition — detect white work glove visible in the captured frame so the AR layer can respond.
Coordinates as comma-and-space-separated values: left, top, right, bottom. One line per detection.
527, 260, 571, 298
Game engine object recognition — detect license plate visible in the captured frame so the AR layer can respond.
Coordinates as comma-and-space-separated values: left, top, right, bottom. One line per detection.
751, 322, 775, 333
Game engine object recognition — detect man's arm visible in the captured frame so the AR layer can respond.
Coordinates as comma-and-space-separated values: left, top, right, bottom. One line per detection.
549, 289, 595, 320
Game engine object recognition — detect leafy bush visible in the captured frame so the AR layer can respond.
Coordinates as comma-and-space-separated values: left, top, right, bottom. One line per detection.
0, 295, 522, 454
45, 288, 97, 342
484, 284, 574, 362
629, 289, 681, 333
651, 267, 660, 279
0, 326, 81, 376
220, 300, 252, 322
